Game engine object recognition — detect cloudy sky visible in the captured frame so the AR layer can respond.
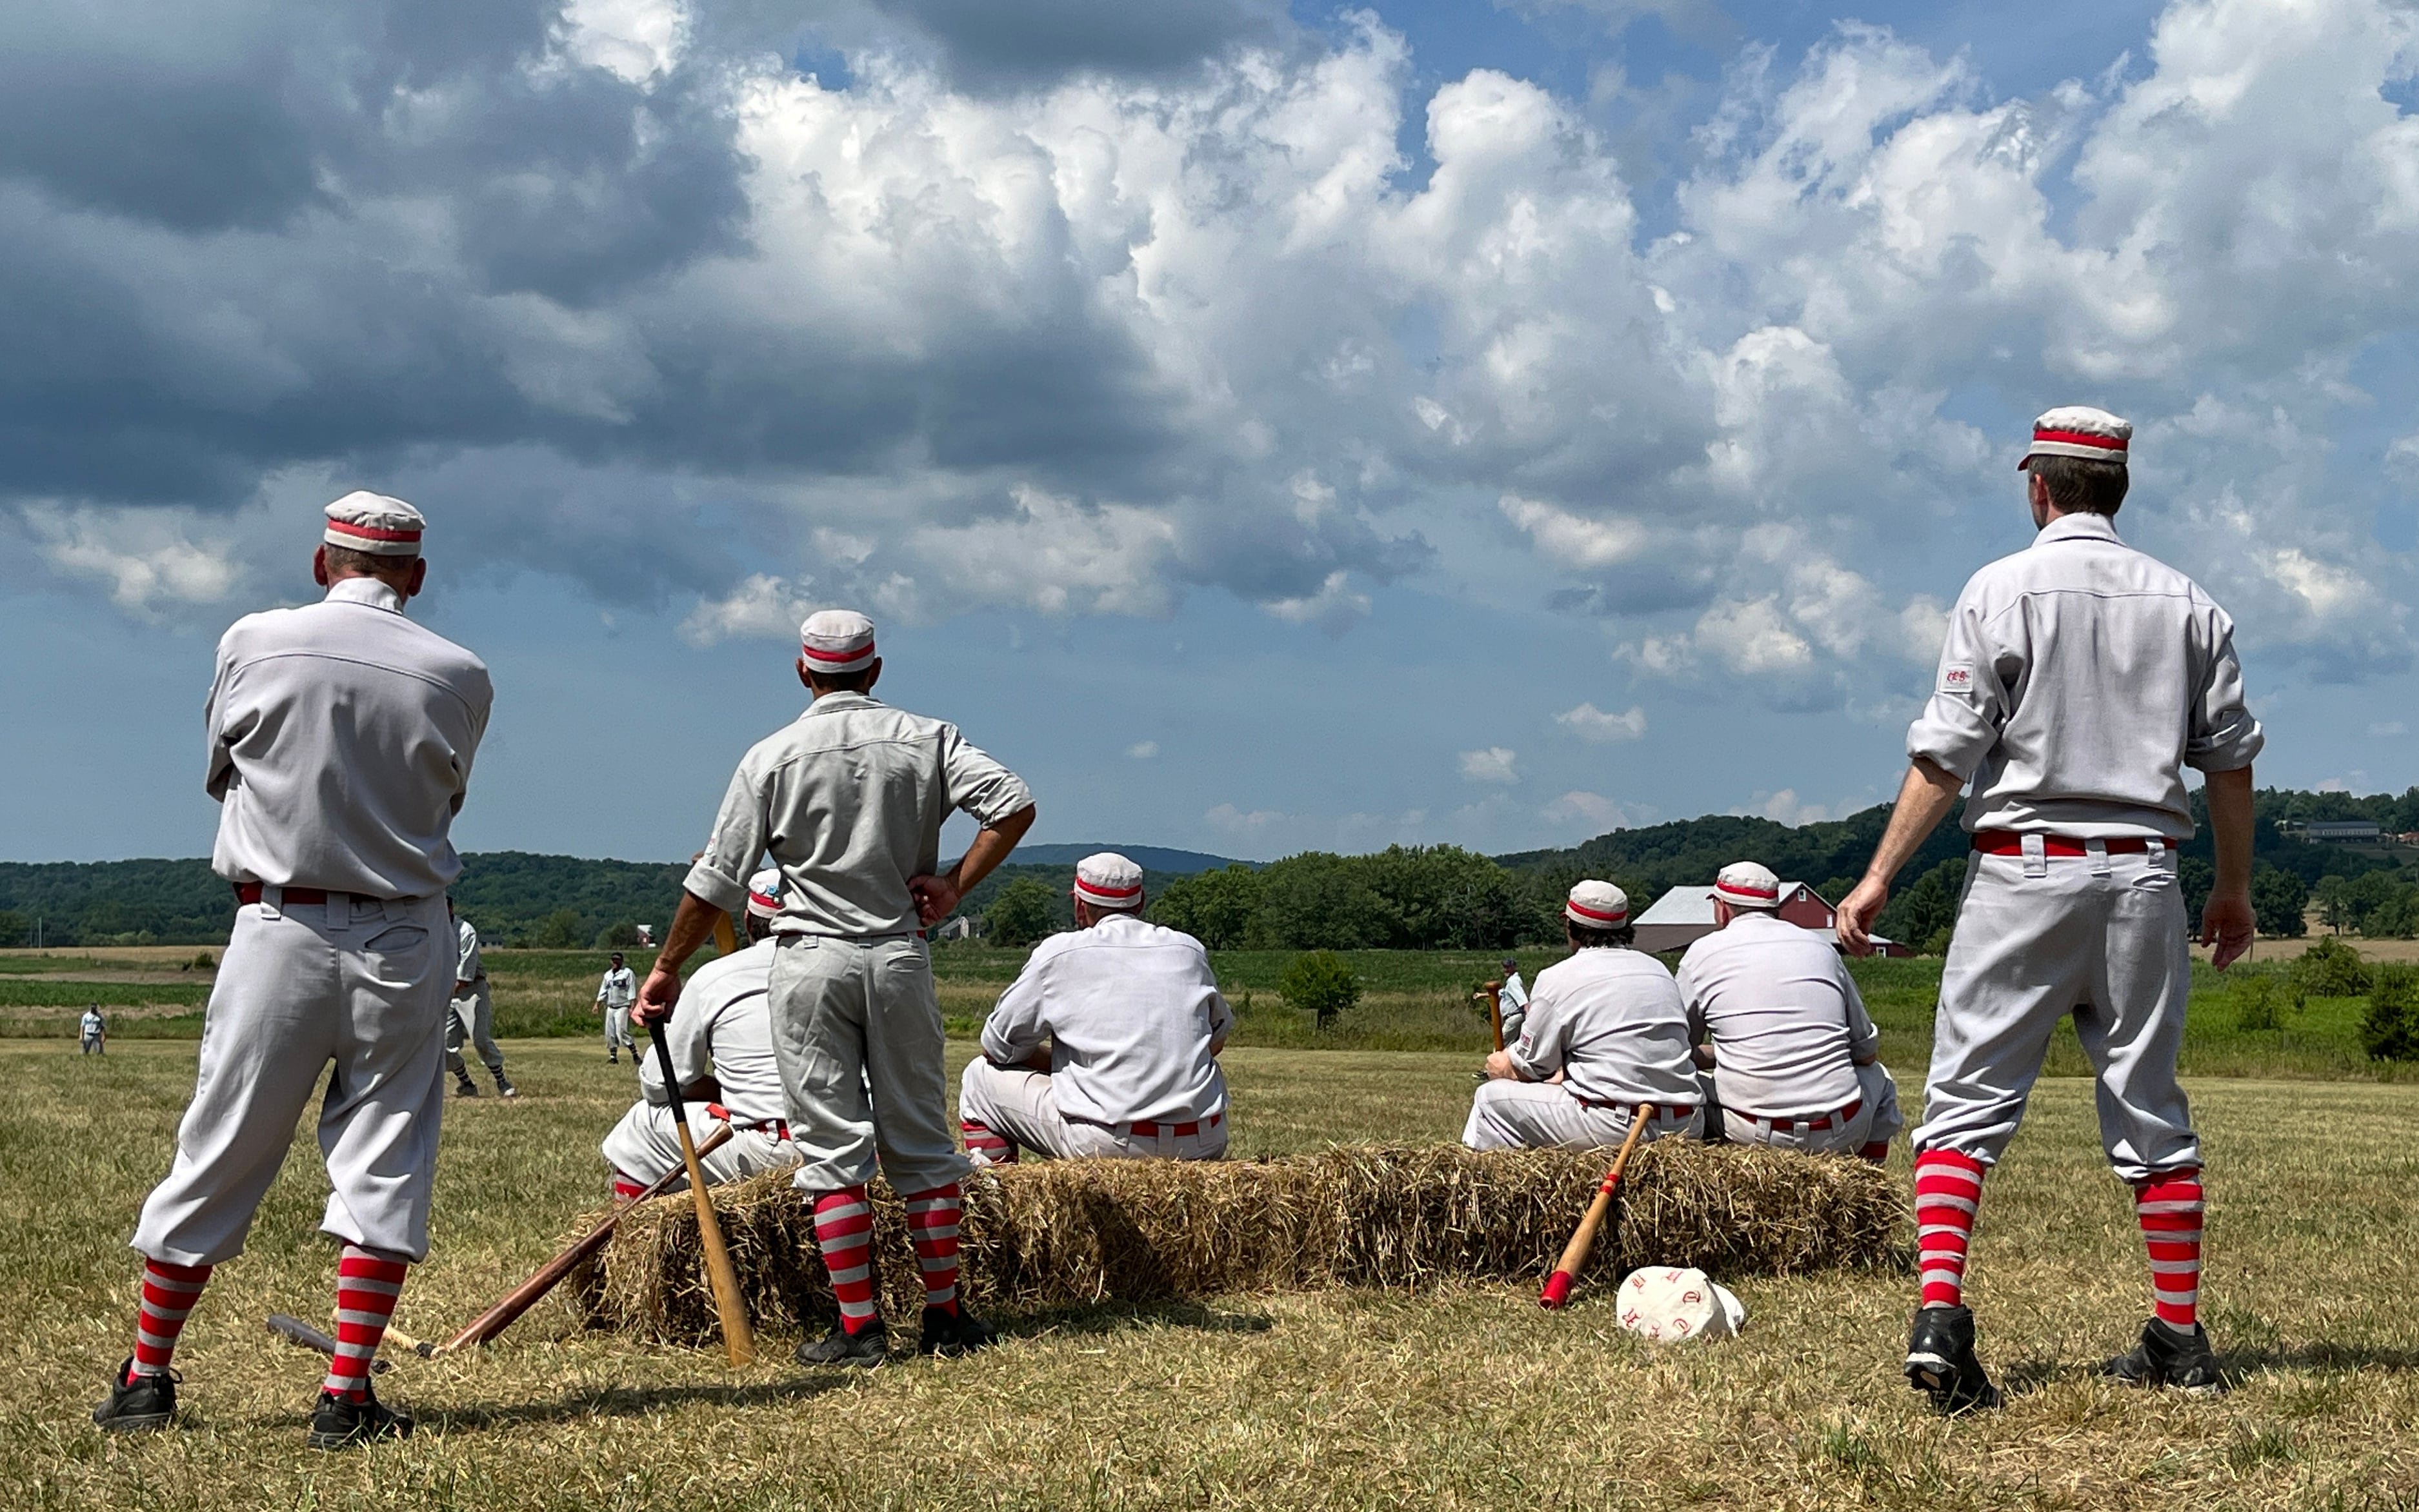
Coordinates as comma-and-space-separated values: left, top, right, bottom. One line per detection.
4, 0, 2414, 865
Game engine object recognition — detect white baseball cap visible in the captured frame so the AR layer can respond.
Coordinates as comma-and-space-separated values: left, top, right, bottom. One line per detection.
1616, 1266, 1746, 1343
323, 491, 425, 557
745, 866, 783, 919
800, 610, 877, 674
2020, 406, 2131, 468
1565, 880, 1629, 929
1072, 851, 1145, 911
1713, 861, 1782, 911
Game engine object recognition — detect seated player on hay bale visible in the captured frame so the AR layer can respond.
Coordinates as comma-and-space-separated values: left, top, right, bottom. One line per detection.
959, 852, 1234, 1165
599, 868, 801, 1198
1462, 881, 1704, 1151
1675, 862, 1902, 1163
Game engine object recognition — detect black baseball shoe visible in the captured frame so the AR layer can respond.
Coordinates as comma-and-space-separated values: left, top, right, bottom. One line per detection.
453, 1078, 479, 1099
92, 1359, 177, 1433
494, 1076, 519, 1099
1905, 1305, 2002, 1414
307, 1381, 413, 1450
917, 1305, 997, 1358
796, 1318, 888, 1368
2104, 1318, 2225, 1396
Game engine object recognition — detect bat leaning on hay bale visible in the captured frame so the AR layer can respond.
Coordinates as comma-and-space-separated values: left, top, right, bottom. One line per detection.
1538, 1102, 1652, 1310
648, 1019, 754, 1366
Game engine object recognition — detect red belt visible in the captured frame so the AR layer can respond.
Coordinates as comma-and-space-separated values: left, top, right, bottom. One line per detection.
236, 883, 330, 905
1076, 1111, 1225, 1139
1970, 832, 2156, 857
1577, 1100, 1696, 1120
703, 1103, 790, 1140
1743, 1099, 1862, 1132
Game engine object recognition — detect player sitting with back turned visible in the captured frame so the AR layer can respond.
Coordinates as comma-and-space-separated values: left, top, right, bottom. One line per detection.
599, 868, 801, 1197
1676, 862, 1901, 1162
1463, 881, 1703, 1151
959, 853, 1233, 1165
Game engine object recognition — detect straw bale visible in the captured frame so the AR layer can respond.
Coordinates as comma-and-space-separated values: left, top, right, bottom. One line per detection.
564, 1140, 1906, 1346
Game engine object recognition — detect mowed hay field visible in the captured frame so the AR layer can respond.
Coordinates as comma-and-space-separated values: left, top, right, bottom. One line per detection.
6, 1036, 2419, 1511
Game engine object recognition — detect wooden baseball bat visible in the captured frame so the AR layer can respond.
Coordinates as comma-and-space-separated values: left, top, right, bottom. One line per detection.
1538, 1102, 1653, 1310
650, 1020, 755, 1366
267, 1313, 392, 1373
443, 1119, 737, 1352
1481, 980, 1505, 1053
712, 910, 739, 957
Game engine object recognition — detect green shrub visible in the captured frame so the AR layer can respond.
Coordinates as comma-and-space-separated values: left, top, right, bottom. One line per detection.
983, 878, 1059, 948
2233, 973, 2300, 1033
2294, 937, 2373, 998
2360, 964, 2418, 1062
1278, 950, 1361, 1030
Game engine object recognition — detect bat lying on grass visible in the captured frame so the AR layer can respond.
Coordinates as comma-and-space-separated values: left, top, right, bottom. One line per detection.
265, 1313, 436, 1370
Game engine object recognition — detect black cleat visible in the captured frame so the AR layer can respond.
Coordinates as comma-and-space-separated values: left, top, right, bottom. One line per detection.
454, 1078, 479, 1099
1905, 1305, 2002, 1414
495, 1077, 518, 1099
2104, 1317, 2225, 1396
307, 1380, 413, 1450
916, 1305, 997, 1358
796, 1318, 888, 1368
92, 1359, 177, 1433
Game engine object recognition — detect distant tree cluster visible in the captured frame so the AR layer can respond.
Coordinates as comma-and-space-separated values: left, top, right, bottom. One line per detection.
1150, 848, 1573, 951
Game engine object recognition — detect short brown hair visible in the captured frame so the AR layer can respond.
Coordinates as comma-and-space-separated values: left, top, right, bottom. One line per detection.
2025, 454, 2129, 516
1566, 919, 1635, 950
806, 665, 877, 694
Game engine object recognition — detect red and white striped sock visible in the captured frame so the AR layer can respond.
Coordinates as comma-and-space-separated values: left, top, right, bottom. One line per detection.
2135, 1168, 2204, 1330
1914, 1149, 1987, 1309
812, 1187, 879, 1334
612, 1172, 647, 1202
961, 1120, 1016, 1166
903, 1184, 964, 1315
324, 1247, 408, 1400
130, 1259, 213, 1378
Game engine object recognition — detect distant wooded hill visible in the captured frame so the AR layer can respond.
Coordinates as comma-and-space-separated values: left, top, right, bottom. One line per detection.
2, 786, 2410, 948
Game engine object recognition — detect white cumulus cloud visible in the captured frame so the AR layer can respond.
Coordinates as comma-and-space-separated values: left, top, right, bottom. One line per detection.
1458, 746, 1521, 784
1554, 702, 1649, 741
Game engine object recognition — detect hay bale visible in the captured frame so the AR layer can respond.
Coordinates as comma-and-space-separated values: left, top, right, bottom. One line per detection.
566, 1141, 1906, 1346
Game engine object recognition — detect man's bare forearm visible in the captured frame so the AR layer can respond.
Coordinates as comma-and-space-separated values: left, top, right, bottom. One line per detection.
652, 891, 723, 979
2204, 765, 2255, 894
1863, 759, 1963, 884
950, 804, 1036, 897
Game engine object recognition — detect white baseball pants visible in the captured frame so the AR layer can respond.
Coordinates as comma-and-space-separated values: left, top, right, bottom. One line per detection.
1461, 1081, 1702, 1151
445, 978, 504, 1081
1916, 847, 2198, 1183
599, 1103, 799, 1191
131, 892, 450, 1266
958, 1059, 1229, 1164
769, 933, 971, 1195
603, 1004, 634, 1055
1721, 1061, 1905, 1155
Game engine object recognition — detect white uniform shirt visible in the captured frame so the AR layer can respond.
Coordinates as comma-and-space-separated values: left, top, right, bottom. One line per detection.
455, 919, 484, 984
1498, 971, 1531, 1035
597, 965, 637, 1009
686, 691, 1032, 938
1907, 513, 2263, 840
206, 577, 492, 897
1674, 913, 1878, 1119
81, 1010, 105, 1039
981, 913, 1234, 1127
1511, 948, 1701, 1108
638, 939, 785, 1127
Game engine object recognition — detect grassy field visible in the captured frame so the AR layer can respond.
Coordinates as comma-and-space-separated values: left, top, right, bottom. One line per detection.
6, 1037, 2418, 1509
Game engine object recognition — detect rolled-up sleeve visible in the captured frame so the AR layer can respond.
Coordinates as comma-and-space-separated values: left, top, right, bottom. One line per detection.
1905, 585, 2008, 782
683, 760, 767, 915
940, 726, 1033, 827
981, 951, 1052, 1064
2184, 605, 2263, 773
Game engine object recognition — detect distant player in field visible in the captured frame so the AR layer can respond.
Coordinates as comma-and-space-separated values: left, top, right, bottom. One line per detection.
80, 1004, 106, 1055
596, 951, 636, 1064
446, 915, 515, 1099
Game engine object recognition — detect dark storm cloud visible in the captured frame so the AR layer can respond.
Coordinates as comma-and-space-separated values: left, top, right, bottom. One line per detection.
858, 0, 1289, 87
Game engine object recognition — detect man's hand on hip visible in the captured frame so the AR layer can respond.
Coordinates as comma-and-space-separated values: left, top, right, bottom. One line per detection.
908, 874, 960, 926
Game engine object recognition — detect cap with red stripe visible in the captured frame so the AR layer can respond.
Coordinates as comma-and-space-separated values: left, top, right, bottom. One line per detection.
1713, 860, 1782, 911
1564, 880, 1629, 929
322, 491, 425, 557
745, 866, 783, 919
2019, 405, 2130, 468
1072, 851, 1145, 911
800, 609, 877, 675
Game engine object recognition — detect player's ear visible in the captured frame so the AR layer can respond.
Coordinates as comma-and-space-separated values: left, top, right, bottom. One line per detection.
312, 545, 331, 588
403, 557, 428, 599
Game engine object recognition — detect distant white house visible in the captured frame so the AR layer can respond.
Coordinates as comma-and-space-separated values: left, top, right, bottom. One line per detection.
1631, 881, 1910, 957
935, 915, 981, 942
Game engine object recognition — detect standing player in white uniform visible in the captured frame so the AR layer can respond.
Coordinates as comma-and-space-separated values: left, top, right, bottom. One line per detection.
1494, 956, 1531, 1045
637, 611, 1035, 1368
959, 853, 1233, 1166
601, 870, 801, 1195
95, 493, 490, 1449
1676, 862, 1899, 1162
596, 952, 637, 1064
1838, 408, 2262, 1412
81, 1005, 107, 1055
1463, 882, 1703, 1151
446, 915, 516, 1099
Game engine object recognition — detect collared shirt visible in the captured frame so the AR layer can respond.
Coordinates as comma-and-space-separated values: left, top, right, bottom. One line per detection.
597, 965, 637, 1008
981, 912, 1234, 1127
639, 938, 785, 1127
1675, 913, 1878, 1119
81, 1010, 105, 1036
206, 577, 492, 897
1510, 948, 1701, 1109
685, 691, 1032, 938
455, 919, 484, 984
1907, 512, 2263, 840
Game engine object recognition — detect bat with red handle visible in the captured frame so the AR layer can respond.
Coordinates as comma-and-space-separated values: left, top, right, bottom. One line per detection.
1538, 1102, 1652, 1310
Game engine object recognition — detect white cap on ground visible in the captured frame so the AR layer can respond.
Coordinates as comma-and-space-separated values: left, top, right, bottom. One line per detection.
1616, 1266, 1745, 1343
1565, 880, 1629, 929
745, 867, 783, 919
323, 491, 425, 556
1712, 861, 1782, 911
1072, 851, 1145, 911
2020, 405, 2131, 468
800, 610, 877, 674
